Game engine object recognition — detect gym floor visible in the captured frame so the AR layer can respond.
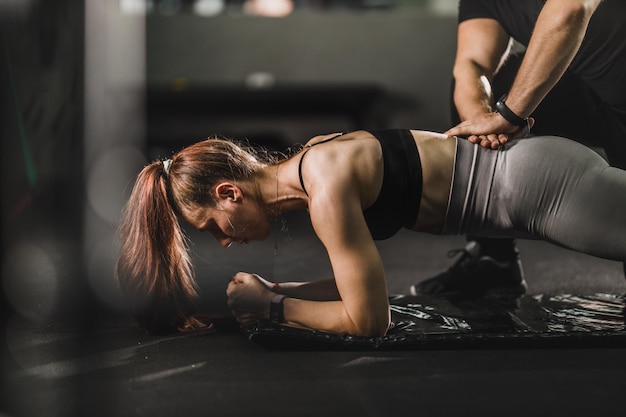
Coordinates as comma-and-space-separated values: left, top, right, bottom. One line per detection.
2, 211, 625, 417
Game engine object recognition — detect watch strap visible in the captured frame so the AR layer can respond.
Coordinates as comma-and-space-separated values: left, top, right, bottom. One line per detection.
495, 94, 528, 127
269, 294, 286, 323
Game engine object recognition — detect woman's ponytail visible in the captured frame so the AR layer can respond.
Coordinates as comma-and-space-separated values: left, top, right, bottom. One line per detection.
116, 161, 210, 334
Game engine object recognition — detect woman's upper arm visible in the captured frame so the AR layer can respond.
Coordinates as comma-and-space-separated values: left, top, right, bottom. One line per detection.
308, 188, 390, 337
455, 18, 511, 78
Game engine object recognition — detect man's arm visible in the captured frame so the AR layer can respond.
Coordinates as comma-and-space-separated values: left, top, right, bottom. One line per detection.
452, 18, 511, 121
447, 0, 602, 147
503, 0, 600, 119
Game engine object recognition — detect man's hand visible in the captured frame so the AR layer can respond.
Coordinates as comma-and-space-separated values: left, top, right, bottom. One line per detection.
445, 112, 535, 149
226, 272, 275, 325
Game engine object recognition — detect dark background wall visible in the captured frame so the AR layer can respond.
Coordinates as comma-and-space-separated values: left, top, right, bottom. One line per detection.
145, 9, 457, 155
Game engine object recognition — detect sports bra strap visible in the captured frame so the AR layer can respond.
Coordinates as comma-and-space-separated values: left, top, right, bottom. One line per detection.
298, 150, 309, 195
298, 132, 345, 196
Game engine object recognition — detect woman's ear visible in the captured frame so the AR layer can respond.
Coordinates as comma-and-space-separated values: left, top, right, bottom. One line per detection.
215, 182, 241, 203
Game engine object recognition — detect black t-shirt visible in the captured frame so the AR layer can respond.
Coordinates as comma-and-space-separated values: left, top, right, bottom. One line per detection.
458, 0, 626, 106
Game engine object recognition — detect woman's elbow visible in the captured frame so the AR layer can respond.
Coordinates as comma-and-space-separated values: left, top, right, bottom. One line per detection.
358, 322, 390, 338
349, 312, 391, 338
370, 321, 391, 338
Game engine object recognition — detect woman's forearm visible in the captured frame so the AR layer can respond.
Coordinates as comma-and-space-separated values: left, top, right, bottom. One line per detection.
274, 278, 341, 301
260, 277, 391, 336
282, 297, 390, 338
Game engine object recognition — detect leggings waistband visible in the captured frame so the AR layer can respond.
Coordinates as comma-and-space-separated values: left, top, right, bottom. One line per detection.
442, 138, 498, 236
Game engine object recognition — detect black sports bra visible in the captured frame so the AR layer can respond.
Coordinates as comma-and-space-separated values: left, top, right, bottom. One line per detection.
298, 130, 422, 240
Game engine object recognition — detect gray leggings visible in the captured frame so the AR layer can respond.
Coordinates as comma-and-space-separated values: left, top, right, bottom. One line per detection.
443, 136, 626, 262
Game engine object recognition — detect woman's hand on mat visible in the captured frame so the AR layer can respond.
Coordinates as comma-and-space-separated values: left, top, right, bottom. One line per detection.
226, 272, 275, 325
445, 113, 535, 149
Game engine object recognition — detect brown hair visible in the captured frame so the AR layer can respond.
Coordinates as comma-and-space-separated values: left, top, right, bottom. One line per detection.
116, 138, 267, 334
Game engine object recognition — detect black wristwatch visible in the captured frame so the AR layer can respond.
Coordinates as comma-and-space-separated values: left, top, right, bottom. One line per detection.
270, 294, 286, 323
495, 94, 528, 127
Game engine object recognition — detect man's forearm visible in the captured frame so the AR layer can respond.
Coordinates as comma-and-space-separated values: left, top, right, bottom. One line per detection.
454, 63, 495, 121
505, 0, 599, 118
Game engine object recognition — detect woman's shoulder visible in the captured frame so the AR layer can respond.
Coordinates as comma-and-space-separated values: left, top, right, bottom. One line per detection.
303, 131, 380, 165
303, 132, 346, 147
301, 131, 383, 205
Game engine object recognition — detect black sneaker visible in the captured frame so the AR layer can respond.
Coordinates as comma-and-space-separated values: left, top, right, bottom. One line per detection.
409, 241, 527, 296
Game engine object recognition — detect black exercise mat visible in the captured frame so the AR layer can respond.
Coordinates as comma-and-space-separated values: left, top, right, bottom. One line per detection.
244, 293, 626, 350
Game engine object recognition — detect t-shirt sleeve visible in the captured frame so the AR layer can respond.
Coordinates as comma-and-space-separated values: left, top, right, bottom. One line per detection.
458, 0, 493, 23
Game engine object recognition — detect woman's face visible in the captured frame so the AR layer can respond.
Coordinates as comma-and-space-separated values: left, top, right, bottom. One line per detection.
189, 198, 272, 247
